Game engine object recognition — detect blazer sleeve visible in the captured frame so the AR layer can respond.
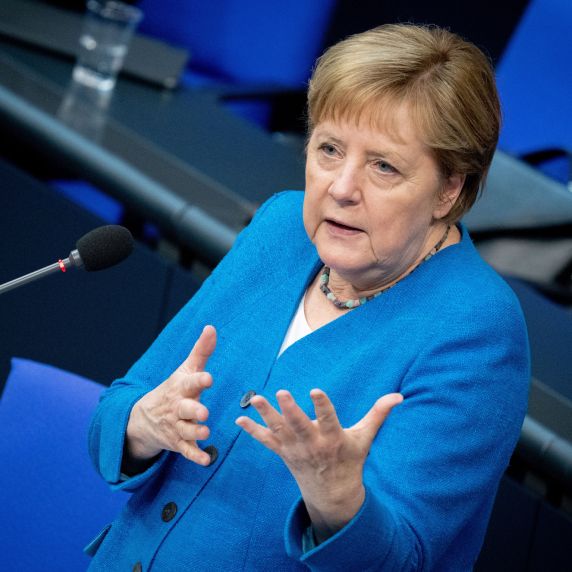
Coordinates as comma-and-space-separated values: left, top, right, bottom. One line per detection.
284, 292, 530, 571
87, 193, 286, 492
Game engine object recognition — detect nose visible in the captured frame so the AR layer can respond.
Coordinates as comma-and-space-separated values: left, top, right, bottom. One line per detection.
328, 160, 361, 204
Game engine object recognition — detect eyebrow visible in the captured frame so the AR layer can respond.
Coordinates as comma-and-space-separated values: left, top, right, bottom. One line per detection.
314, 131, 410, 165
315, 133, 344, 146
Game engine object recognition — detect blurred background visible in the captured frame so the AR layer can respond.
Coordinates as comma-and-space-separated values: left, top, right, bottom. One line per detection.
0, 0, 571, 569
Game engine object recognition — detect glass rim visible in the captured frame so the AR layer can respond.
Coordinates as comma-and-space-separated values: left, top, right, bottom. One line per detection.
87, 0, 143, 23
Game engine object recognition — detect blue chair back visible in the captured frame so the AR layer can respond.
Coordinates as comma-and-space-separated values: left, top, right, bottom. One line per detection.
0, 359, 127, 571
137, 0, 336, 87
496, 0, 572, 156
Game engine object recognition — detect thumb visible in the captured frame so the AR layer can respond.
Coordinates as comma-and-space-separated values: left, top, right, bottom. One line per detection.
351, 393, 404, 443
182, 325, 217, 374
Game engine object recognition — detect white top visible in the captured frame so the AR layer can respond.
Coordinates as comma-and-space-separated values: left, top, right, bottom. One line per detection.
278, 293, 313, 356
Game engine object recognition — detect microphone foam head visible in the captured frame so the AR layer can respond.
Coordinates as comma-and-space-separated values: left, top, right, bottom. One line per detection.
76, 225, 134, 271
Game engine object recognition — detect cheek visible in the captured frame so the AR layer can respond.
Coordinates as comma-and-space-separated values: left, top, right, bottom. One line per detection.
303, 168, 326, 235
363, 196, 435, 255
302, 194, 320, 240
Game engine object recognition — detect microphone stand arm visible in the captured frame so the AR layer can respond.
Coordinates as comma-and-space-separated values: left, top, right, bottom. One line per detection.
0, 249, 83, 295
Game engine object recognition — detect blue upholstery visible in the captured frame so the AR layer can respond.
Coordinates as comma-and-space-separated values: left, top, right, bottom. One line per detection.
50, 179, 124, 224
138, 0, 336, 87
496, 0, 572, 158
137, 0, 336, 128
0, 359, 127, 571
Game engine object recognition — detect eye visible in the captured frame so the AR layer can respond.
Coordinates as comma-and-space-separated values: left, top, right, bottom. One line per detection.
375, 160, 397, 174
318, 143, 339, 157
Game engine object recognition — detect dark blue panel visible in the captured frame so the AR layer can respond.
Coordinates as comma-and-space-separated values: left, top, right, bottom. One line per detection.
475, 475, 540, 571
0, 158, 169, 387
529, 501, 572, 571
505, 277, 572, 401
160, 264, 202, 329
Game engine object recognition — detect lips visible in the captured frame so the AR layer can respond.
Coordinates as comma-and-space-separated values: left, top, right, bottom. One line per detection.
325, 218, 363, 235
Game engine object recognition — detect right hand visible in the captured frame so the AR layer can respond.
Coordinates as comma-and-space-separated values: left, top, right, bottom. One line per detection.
125, 325, 217, 467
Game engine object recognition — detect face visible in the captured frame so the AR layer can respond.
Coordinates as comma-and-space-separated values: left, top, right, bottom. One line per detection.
303, 104, 463, 291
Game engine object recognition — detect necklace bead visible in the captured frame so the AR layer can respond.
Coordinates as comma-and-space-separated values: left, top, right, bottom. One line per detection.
320, 225, 451, 310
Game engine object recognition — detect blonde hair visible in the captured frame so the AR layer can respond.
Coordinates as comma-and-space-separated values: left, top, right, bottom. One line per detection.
307, 24, 501, 223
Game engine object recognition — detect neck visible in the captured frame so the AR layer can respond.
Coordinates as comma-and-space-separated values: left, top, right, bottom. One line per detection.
327, 268, 401, 301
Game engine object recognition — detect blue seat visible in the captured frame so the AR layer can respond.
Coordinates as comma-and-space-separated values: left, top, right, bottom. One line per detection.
137, 0, 336, 128
495, 0, 572, 184
0, 358, 128, 571
138, 0, 335, 87
50, 179, 124, 224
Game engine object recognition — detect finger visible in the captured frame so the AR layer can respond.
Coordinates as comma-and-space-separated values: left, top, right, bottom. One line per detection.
176, 439, 212, 466
236, 416, 280, 453
277, 390, 314, 437
175, 419, 210, 442
183, 325, 217, 374
310, 389, 342, 436
180, 371, 213, 399
178, 397, 210, 422
249, 395, 290, 437
351, 393, 404, 442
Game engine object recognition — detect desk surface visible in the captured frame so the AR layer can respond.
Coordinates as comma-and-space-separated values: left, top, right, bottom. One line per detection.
0, 38, 306, 260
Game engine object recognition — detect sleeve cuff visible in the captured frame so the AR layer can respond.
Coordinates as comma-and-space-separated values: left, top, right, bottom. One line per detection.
89, 384, 169, 492
284, 486, 413, 571
111, 449, 170, 492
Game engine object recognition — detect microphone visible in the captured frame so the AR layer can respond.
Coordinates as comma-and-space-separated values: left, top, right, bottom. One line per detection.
0, 225, 134, 295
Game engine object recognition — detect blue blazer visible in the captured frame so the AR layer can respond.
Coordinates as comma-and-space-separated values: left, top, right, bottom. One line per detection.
88, 191, 530, 571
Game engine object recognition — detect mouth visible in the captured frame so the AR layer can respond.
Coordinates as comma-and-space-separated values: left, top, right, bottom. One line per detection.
325, 218, 363, 234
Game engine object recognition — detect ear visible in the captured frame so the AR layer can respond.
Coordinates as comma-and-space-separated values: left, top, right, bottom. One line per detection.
433, 173, 465, 220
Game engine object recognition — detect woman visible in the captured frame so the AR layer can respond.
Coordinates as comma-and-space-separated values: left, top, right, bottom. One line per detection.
87, 24, 529, 571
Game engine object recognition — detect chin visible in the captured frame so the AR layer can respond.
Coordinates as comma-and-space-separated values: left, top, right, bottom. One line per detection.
317, 248, 368, 276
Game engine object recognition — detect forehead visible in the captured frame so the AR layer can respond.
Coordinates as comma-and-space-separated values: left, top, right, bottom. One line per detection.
312, 102, 429, 155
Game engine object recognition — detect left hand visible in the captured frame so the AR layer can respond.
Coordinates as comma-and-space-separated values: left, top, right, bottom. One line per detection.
236, 389, 403, 542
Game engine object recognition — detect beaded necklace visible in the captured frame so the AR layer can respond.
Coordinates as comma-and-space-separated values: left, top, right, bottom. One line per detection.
319, 225, 451, 309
